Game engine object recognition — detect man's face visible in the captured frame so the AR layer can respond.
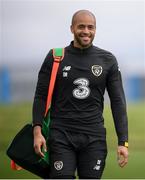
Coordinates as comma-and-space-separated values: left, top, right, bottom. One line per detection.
71, 14, 96, 49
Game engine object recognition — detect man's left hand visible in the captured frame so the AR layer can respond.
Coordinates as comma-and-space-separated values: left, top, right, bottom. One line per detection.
117, 146, 129, 168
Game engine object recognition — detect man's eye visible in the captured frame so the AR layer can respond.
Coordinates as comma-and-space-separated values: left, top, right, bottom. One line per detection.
88, 26, 95, 30
78, 25, 85, 29
78, 25, 95, 30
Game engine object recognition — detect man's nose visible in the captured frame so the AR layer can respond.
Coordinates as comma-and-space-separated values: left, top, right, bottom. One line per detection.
83, 27, 89, 34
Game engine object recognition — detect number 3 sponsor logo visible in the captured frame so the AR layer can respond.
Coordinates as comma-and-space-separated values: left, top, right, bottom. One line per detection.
73, 78, 90, 99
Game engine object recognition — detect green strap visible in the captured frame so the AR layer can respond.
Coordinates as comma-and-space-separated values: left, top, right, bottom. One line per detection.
53, 48, 64, 57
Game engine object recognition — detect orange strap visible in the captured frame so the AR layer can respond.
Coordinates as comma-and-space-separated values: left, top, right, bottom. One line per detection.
11, 160, 22, 170
44, 48, 64, 116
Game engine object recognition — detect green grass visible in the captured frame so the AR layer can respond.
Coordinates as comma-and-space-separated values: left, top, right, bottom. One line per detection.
0, 101, 145, 179
103, 102, 145, 179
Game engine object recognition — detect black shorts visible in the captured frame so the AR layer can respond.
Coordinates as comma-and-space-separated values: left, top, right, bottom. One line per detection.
48, 128, 107, 179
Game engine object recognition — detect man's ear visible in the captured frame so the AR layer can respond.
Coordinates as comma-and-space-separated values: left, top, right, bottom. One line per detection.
70, 25, 74, 34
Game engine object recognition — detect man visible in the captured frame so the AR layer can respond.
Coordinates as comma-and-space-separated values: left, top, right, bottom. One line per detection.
33, 10, 128, 179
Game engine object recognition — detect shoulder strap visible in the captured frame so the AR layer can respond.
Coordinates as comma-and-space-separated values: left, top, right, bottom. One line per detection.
10, 48, 65, 171
44, 48, 64, 116
53, 48, 64, 58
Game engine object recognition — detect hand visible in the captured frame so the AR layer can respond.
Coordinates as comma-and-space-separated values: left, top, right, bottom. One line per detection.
33, 126, 47, 158
117, 146, 129, 168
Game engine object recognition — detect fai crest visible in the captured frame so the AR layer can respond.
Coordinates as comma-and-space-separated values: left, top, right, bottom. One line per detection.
54, 161, 63, 170
91, 65, 103, 77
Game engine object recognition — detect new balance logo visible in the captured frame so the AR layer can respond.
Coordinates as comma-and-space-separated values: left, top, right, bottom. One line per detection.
93, 159, 102, 171
63, 66, 71, 71
97, 160, 101, 165
93, 165, 100, 170
62, 66, 71, 77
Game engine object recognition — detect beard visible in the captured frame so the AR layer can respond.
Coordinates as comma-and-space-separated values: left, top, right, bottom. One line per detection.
74, 32, 95, 48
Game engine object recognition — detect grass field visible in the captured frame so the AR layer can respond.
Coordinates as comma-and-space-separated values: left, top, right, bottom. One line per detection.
0, 101, 145, 179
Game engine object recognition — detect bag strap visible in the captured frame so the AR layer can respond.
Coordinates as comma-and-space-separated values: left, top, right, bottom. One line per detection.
44, 48, 64, 116
11, 160, 22, 170
10, 48, 64, 171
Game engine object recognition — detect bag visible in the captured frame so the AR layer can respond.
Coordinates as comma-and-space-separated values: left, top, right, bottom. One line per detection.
6, 48, 64, 178
6, 111, 51, 178
6, 124, 50, 178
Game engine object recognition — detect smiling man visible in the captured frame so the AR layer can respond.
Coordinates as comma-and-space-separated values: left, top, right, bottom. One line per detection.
71, 10, 96, 48
33, 10, 129, 179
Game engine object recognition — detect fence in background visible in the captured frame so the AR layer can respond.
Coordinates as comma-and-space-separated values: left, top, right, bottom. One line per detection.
0, 66, 37, 103
0, 66, 145, 103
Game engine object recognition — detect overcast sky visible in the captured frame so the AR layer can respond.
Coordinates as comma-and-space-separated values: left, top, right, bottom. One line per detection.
0, 0, 145, 75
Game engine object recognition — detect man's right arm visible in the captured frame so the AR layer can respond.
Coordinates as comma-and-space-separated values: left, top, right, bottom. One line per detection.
32, 50, 53, 156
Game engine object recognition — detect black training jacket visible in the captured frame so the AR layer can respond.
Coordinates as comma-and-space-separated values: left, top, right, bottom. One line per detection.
33, 41, 128, 146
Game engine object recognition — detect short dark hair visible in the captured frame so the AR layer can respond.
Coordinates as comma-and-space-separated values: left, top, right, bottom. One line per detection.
71, 9, 96, 26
